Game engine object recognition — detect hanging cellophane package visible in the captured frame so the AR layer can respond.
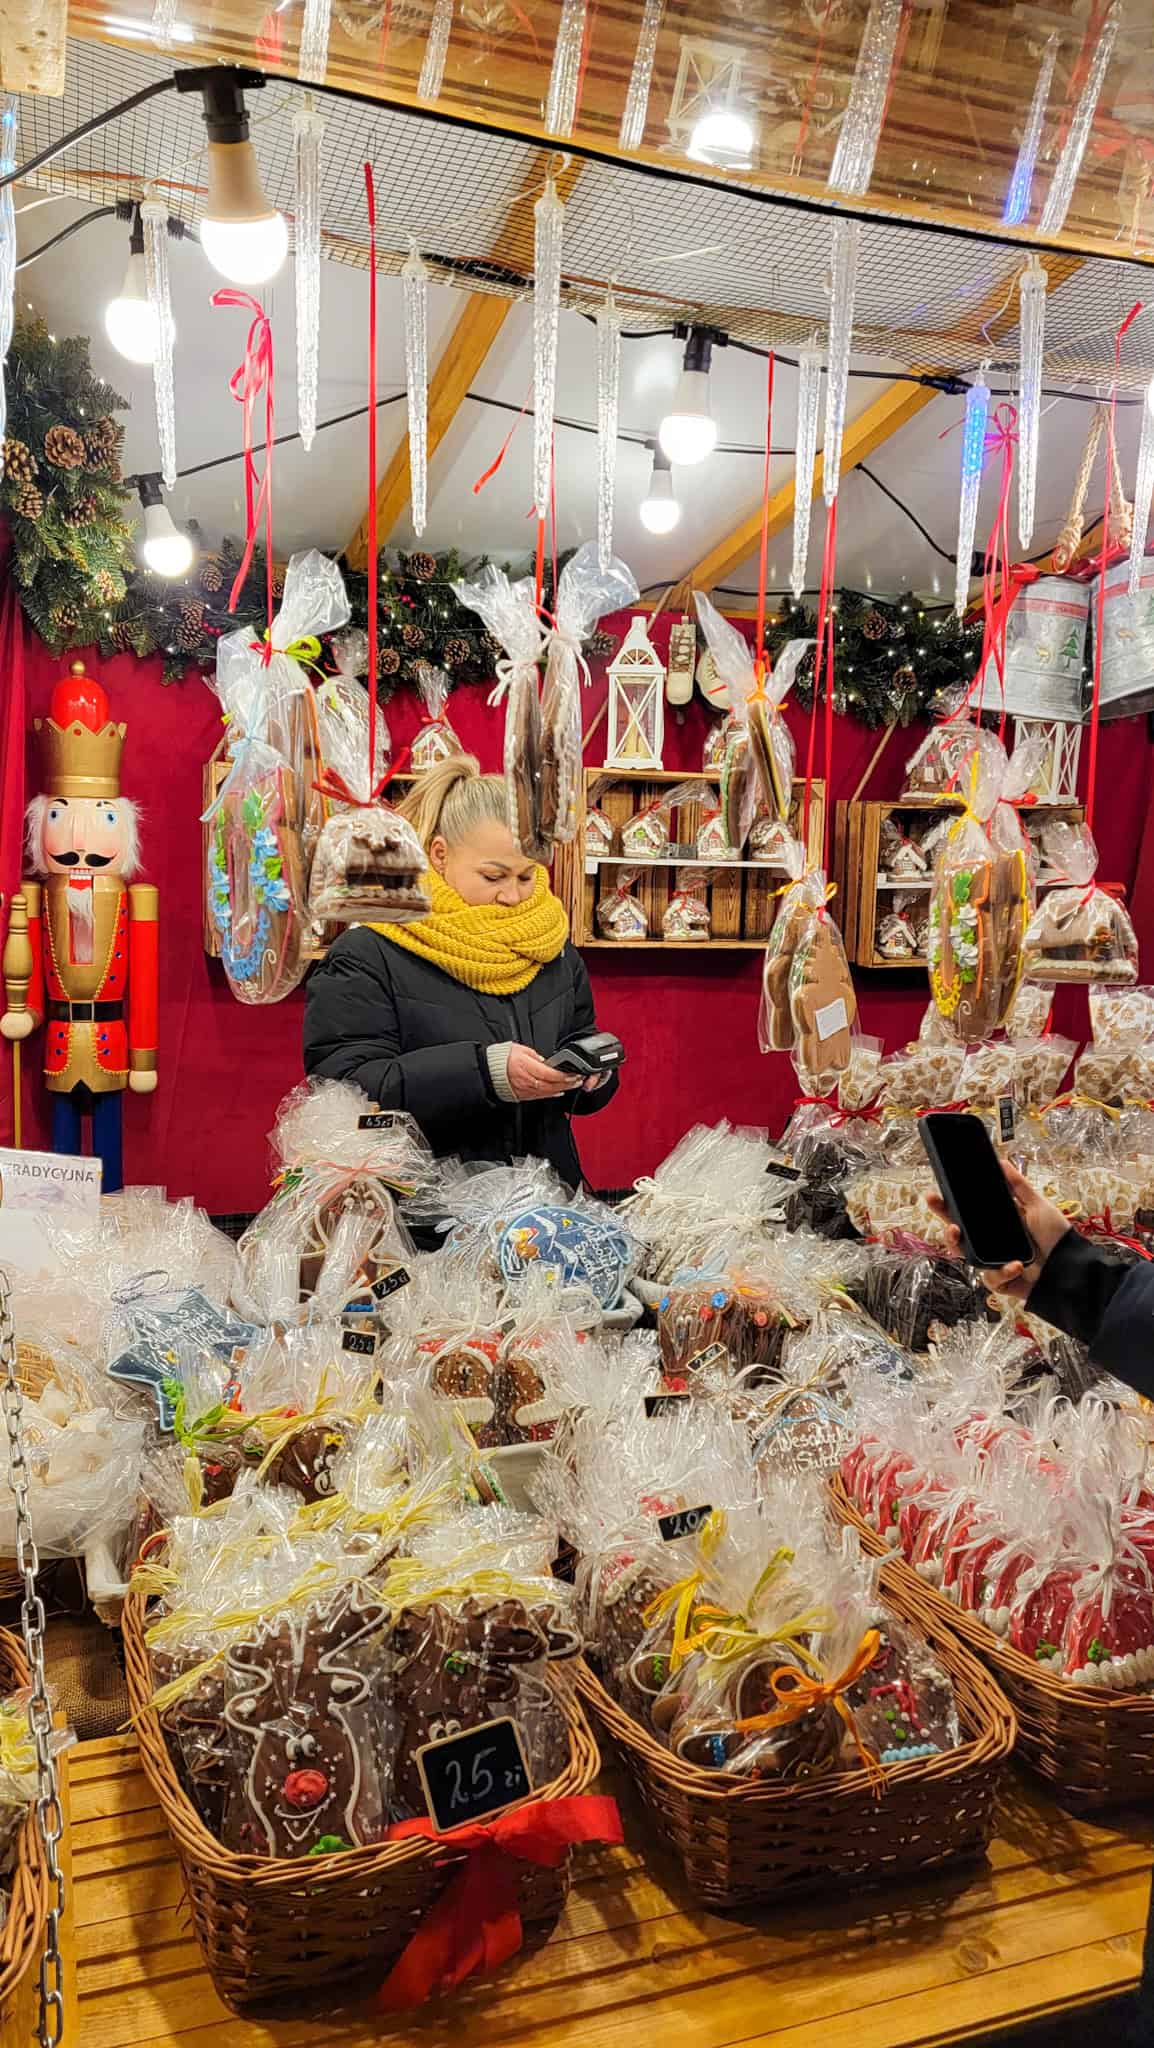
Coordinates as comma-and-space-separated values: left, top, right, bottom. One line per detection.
540, 543, 638, 846
695, 595, 807, 842
409, 659, 462, 771
308, 806, 428, 925
663, 867, 714, 942
771, 869, 857, 1093
988, 729, 1050, 904
313, 629, 388, 802
205, 550, 347, 1003
758, 840, 811, 1053
597, 865, 648, 940
927, 726, 1030, 1040
453, 565, 550, 857
233, 1080, 434, 1324
1022, 821, 1139, 986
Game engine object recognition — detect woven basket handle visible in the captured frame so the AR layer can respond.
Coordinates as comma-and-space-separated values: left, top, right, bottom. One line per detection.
1051, 402, 1132, 571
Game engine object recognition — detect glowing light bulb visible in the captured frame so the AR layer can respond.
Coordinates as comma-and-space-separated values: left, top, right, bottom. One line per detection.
639, 448, 681, 534
200, 197, 289, 286
138, 479, 194, 577
657, 329, 719, 466
688, 106, 755, 171
105, 248, 169, 364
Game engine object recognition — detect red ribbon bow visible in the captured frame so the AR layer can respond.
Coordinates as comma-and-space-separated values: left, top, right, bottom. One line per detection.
377, 1795, 622, 2011
312, 743, 413, 810
211, 290, 274, 621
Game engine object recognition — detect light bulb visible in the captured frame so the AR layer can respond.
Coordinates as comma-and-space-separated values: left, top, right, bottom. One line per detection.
658, 369, 716, 464
183, 72, 288, 283
200, 176, 289, 285
139, 485, 194, 577
105, 249, 164, 364
687, 106, 755, 171
639, 453, 681, 535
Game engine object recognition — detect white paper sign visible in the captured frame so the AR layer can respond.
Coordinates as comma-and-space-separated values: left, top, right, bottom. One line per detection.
815, 997, 849, 1043
0, 1146, 103, 1213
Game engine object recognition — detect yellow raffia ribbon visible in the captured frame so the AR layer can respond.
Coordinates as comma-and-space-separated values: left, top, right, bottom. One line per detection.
734, 1626, 886, 1792
258, 628, 325, 678
142, 1559, 348, 1719
0, 1700, 36, 1783
685, 1602, 834, 1678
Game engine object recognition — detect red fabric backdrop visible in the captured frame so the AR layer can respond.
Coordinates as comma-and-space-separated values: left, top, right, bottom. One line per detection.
3, 607, 1152, 1212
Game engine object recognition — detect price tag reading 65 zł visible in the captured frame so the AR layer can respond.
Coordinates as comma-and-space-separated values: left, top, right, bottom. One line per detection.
416, 1716, 533, 1833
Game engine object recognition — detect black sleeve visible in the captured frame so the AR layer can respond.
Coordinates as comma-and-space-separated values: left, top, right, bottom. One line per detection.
302, 932, 495, 1125
562, 946, 620, 1118
1030, 1230, 1154, 1397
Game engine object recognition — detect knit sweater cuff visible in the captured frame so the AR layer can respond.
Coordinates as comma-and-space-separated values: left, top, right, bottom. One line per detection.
485, 1042, 518, 1104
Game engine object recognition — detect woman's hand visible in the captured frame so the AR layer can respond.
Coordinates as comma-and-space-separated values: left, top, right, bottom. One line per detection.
505, 1045, 580, 1100
928, 1157, 1071, 1301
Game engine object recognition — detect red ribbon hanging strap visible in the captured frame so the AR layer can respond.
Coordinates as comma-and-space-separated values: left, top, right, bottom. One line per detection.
377, 1794, 623, 2011
212, 290, 275, 621
363, 163, 383, 801
1087, 300, 1143, 831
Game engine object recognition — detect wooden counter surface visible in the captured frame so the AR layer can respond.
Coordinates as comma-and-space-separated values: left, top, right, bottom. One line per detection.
38, 1735, 1154, 2048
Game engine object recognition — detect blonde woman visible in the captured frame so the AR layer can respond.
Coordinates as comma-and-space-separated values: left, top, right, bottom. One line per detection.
303, 754, 618, 1187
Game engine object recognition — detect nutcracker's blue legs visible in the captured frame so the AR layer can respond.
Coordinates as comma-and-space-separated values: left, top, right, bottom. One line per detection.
51, 1087, 124, 1191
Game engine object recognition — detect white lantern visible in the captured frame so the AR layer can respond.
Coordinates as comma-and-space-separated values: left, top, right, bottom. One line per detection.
604, 615, 666, 767
1009, 716, 1083, 804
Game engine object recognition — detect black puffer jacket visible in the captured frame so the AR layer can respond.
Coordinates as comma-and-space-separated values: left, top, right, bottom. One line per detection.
302, 926, 617, 1189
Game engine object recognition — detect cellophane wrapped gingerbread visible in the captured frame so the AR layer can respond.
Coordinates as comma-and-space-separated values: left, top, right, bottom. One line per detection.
663, 868, 713, 942
313, 629, 389, 802
538, 545, 639, 847
1022, 822, 1138, 986
452, 566, 552, 858
597, 867, 648, 940
785, 874, 858, 1094
695, 594, 807, 842
407, 1158, 641, 1314
409, 660, 462, 771
1077, 985, 1154, 1104
927, 727, 1030, 1041
205, 550, 346, 1004
656, 1266, 803, 1387
307, 805, 429, 925
234, 1081, 433, 1324
621, 1122, 788, 1285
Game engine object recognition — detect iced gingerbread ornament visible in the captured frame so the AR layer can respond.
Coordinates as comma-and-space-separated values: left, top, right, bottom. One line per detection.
1, 660, 158, 1191
387, 1597, 548, 1816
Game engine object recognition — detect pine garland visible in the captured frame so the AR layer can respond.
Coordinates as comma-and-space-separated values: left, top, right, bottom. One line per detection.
763, 589, 985, 728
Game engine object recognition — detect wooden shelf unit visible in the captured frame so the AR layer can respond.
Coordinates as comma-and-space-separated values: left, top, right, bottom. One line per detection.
835, 794, 1084, 971
555, 768, 826, 954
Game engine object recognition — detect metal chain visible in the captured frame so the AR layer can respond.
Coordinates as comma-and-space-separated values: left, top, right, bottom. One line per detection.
0, 1269, 65, 2048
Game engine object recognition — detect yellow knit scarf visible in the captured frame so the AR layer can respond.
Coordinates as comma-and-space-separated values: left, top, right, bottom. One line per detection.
369, 867, 569, 995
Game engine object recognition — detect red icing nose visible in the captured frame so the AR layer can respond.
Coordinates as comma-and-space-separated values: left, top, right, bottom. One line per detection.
283, 1768, 329, 1810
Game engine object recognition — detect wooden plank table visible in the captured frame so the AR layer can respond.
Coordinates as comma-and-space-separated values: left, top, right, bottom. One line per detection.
49, 1736, 1153, 2048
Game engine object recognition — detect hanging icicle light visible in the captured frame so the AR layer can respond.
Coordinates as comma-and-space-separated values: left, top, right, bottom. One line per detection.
0, 100, 16, 451
1003, 32, 1058, 226
418, 0, 454, 102
298, 0, 333, 83
402, 238, 429, 537
1038, 3, 1121, 237
822, 218, 860, 505
293, 99, 324, 456
1128, 379, 1154, 598
140, 191, 177, 490
595, 288, 621, 569
545, 0, 588, 138
150, 0, 180, 48
1017, 255, 1046, 551
532, 172, 564, 519
954, 372, 990, 618
791, 341, 823, 600
618, 0, 664, 151
827, 0, 904, 196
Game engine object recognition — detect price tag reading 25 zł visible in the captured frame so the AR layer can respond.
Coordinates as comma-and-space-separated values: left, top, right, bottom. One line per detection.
416, 1716, 533, 1833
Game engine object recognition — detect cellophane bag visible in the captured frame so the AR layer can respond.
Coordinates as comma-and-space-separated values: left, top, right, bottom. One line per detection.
307, 805, 429, 925
540, 545, 638, 846
927, 727, 1029, 1040
205, 549, 347, 1003
657, 1267, 800, 1385
1023, 822, 1138, 986
621, 1121, 787, 1284
409, 659, 462, 771
1013, 1035, 1076, 1108
758, 843, 812, 1054
1005, 981, 1054, 1039
695, 594, 805, 829
409, 1158, 640, 1311
314, 628, 388, 803
880, 1040, 966, 1111
597, 866, 648, 940
1078, 986, 1154, 1103
837, 1036, 883, 1113
663, 867, 713, 942
453, 566, 549, 858
786, 875, 857, 1093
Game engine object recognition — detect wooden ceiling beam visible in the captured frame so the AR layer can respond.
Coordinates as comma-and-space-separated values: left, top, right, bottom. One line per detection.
1, 0, 67, 94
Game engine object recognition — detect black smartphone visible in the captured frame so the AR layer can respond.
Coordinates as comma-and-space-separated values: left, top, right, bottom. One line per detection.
918, 1111, 1035, 1269
546, 1031, 625, 1077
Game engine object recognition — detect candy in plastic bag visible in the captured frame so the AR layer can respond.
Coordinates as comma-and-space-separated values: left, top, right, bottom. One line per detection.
663, 867, 712, 942
787, 877, 857, 1093
314, 629, 389, 803
927, 728, 1029, 1040
597, 867, 647, 940
453, 565, 550, 857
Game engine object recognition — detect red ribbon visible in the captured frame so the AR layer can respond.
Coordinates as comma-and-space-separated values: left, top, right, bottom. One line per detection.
1088, 300, 1144, 831
364, 164, 382, 803
803, 497, 838, 860
312, 743, 413, 809
473, 382, 533, 495
376, 1795, 623, 2011
212, 290, 274, 621
754, 349, 776, 679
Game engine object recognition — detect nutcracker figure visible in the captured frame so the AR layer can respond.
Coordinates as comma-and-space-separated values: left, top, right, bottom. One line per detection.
0, 661, 158, 1192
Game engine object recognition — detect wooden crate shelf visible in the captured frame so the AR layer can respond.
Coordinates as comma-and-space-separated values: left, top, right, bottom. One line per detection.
554, 768, 825, 954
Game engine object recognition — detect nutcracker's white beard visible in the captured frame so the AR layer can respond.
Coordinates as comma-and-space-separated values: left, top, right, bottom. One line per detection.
67, 878, 94, 966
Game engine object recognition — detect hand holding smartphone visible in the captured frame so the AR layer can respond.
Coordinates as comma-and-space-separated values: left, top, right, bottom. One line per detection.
918, 1112, 1035, 1269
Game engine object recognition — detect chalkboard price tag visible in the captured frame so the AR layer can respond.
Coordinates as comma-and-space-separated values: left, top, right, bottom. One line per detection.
768, 1161, 801, 1182
371, 1267, 411, 1301
341, 1328, 378, 1356
998, 1095, 1016, 1142
416, 1715, 532, 1833
644, 1391, 691, 1418
357, 1113, 392, 1130
682, 1341, 728, 1377
658, 1503, 712, 1543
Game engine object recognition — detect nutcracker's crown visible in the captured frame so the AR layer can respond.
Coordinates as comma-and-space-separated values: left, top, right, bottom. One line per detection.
35, 673, 126, 799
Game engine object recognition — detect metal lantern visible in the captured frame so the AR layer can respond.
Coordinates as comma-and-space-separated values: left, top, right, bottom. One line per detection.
604, 614, 666, 768
1091, 562, 1154, 719
971, 574, 1088, 722
666, 613, 696, 706
1009, 716, 1083, 803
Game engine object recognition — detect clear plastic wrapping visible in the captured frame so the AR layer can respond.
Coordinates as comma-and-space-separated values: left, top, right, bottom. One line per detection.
452, 565, 549, 857
662, 867, 713, 942
410, 660, 462, 771
307, 805, 429, 924
1023, 823, 1139, 986
539, 544, 639, 847
784, 876, 858, 1094
314, 631, 389, 803
597, 867, 648, 940
927, 728, 1030, 1041
694, 593, 803, 837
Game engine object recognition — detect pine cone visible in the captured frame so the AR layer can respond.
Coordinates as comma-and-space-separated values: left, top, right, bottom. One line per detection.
272, 566, 286, 598
892, 664, 918, 695
176, 615, 204, 653
52, 602, 81, 634
82, 418, 122, 471
111, 619, 137, 654
442, 636, 471, 668
861, 608, 889, 641
401, 622, 425, 651
44, 425, 86, 471
11, 484, 43, 520
3, 437, 35, 484
588, 629, 616, 658
379, 645, 402, 675
180, 597, 205, 626
407, 550, 437, 583
481, 629, 503, 659
200, 556, 224, 594
93, 569, 121, 604
64, 494, 98, 529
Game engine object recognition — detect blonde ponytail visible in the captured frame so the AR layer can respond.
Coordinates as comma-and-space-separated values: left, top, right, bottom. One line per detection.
400, 750, 509, 852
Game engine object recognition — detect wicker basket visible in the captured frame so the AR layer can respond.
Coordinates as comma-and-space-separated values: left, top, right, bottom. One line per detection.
0, 1628, 48, 2028
123, 1588, 601, 2012
831, 1476, 1154, 1812
575, 1576, 1015, 1909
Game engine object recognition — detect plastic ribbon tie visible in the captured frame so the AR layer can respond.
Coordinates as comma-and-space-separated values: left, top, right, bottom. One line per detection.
249, 630, 324, 674
0, 1701, 36, 1784
377, 1796, 624, 2010
685, 1603, 832, 1676
733, 1627, 885, 1787
211, 289, 275, 618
